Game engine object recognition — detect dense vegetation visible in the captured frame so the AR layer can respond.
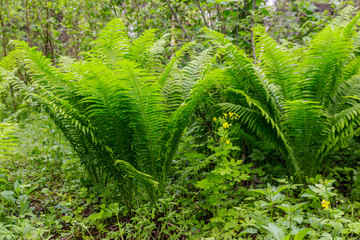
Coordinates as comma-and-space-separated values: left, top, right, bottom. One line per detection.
1, 0, 360, 239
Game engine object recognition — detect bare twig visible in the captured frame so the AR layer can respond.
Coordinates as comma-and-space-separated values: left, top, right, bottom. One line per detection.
250, 0, 256, 61
196, 0, 209, 28
9, 84, 17, 112
205, 0, 214, 29
196, 109, 218, 143
291, 25, 319, 41
165, 0, 192, 41
0, 0, 7, 56
25, 0, 31, 45
110, 0, 119, 18
236, 4, 239, 46
216, 3, 226, 34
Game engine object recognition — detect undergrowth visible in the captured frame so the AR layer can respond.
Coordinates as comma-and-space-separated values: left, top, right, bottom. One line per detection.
0, 112, 359, 239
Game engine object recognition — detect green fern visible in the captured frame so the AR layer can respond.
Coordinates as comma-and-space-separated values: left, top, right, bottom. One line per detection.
13, 19, 215, 211
0, 122, 17, 184
204, 7, 360, 180
0, 122, 17, 160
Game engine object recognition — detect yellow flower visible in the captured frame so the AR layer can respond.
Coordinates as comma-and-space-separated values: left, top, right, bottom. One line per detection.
223, 122, 230, 129
223, 113, 228, 118
44, 129, 47, 132
213, 117, 217, 122
225, 139, 230, 144
229, 112, 234, 118
340, 200, 344, 203
69, 198, 72, 202
321, 199, 330, 209
220, 137, 224, 142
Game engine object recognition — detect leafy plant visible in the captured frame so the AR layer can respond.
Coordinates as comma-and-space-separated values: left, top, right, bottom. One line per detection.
10, 18, 216, 211
196, 113, 250, 213
0, 122, 17, 161
0, 122, 17, 185
204, 7, 360, 180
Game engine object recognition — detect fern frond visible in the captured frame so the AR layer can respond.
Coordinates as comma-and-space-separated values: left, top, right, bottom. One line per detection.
341, 56, 360, 82
282, 100, 329, 177
160, 42, 195, 115
115, 160, 158, 186
147, 33, 171, 75
90, 18, 130, 67
12, 41, 64, 86
159, 42, 195, 87
344, 8, 360, 38
219, 102, 275, 141
331, 74, 360, 112
126, 29, 157, 67
0, 49, 20, 70
201, 28, 272, 109
181, 47, 214, 100
0, 123, 17, 160
320, 102, 360, 159
158, 73, 217, 190
328, 6, 355, 29
301, 26, 353, 106
253, 26, 301, 102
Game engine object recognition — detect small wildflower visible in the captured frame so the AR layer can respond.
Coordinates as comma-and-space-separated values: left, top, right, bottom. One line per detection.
223, 113, 228, 118
213, 117, 217, 122
223, 122, 230, 129
229, 112, 234, 118
321, 199, 330, 209
44, 129, 47, 132
225, 139, 230, 144
69, 198, 72, 202
340, 200, 344, 203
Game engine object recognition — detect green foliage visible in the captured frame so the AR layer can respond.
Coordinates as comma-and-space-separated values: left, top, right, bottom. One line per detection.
196, 114, 250, 208
0, 100, 358, 240
0, 123, 17, 161
241, 179, 360, 240
0, 122, 17, 185
204, 7, 360, 180
1, 1, 360, 239
10, 18, 217, 211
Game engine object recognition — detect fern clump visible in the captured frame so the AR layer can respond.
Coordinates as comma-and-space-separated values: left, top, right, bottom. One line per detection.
204, 7, 360, 180
9, 19, 216, 211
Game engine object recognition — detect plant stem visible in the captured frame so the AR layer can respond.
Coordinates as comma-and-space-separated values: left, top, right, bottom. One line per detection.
250, 0, 256, 61
165, 0, 192, 41
196, 0, 209, 28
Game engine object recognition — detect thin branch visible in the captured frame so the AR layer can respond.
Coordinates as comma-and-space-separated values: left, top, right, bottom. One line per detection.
250, 0, 256, 61
196, 0, 209, 28
236, 4, 239, 46
25, 0, 31, 45
110, 0, 119, 18
205, 0, 214, 29
0, 0, 7, 56
216, 3, 226, 34
165, 0, 192, 41
196, 109, 218, 143
291, 25, 319, 41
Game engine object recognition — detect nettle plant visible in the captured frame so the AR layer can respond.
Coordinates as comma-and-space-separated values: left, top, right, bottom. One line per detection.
4, 19, 218, 211
204, 7, 360, 181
